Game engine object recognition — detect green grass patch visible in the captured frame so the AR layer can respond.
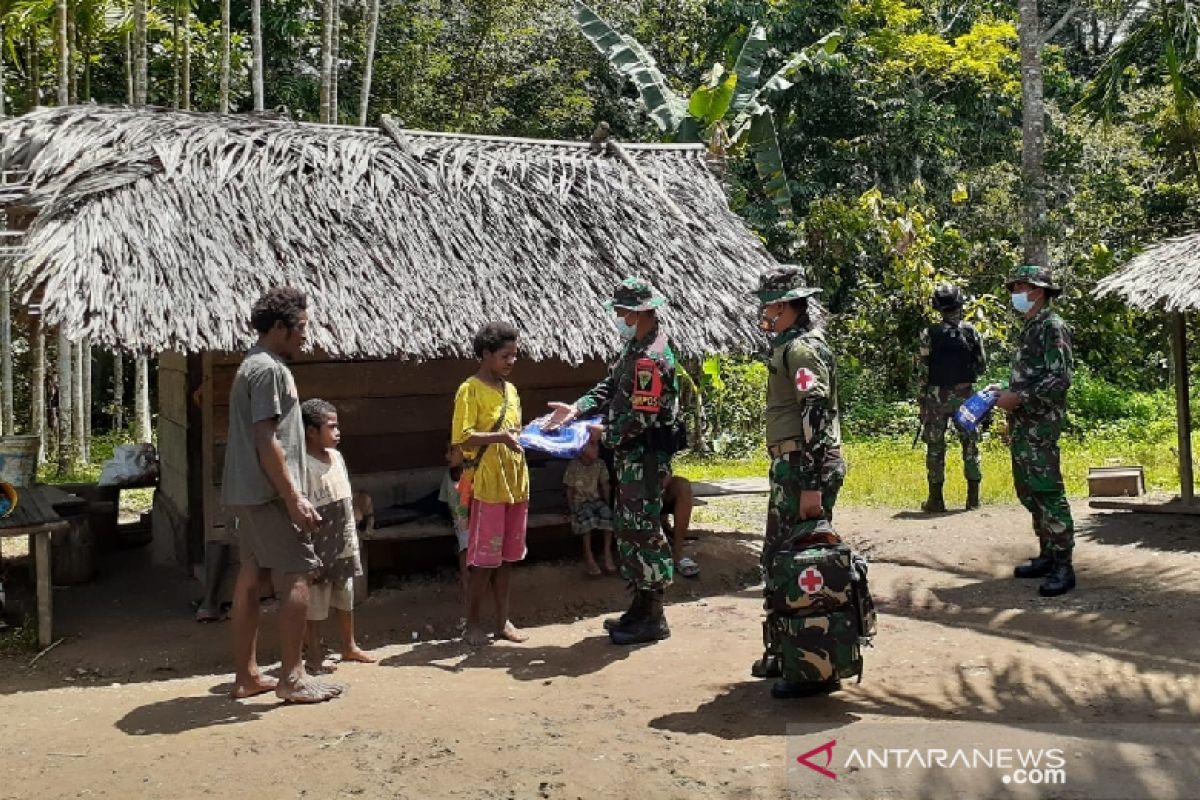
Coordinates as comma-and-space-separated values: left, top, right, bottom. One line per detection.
676, 431, 1188, 507
0, 616, 39, 655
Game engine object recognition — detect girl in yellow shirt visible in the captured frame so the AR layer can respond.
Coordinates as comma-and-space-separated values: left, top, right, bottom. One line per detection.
451, 322, 530, 646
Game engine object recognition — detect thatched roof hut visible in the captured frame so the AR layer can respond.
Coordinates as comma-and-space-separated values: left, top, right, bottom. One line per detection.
1093, 234, 1200, 312
0, 104, 773, 362
1093, 237, 1198, 509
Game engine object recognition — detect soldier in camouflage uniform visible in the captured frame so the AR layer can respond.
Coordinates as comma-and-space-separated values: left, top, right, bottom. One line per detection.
547, 277, 680, 645
916, 283, 987, 512
750, 267, 849, 697
994, 265, 1076, 597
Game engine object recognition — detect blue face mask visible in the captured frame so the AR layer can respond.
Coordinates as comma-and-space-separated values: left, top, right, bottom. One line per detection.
616, 317, 637, 340
1011, 291, 1034, 314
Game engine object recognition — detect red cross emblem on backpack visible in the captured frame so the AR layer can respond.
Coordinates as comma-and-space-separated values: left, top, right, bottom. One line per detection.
798, 566, 824, 594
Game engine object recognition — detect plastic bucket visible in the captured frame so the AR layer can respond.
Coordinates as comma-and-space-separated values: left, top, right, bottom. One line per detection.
0, 435, 41, 487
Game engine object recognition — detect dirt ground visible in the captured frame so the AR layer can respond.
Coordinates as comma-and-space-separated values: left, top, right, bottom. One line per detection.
0, 498, 1198, 800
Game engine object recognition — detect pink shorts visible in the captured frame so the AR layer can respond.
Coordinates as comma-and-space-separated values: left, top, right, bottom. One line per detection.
466, 500, 529, 568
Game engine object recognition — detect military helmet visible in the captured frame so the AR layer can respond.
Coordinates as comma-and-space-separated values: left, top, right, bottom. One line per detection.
1004, 264, 1062, 297
604, 276, 666, 311
754, 266, 821, 305
931, 283, 965, 311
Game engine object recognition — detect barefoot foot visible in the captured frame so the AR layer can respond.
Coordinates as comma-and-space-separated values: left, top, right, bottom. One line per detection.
464, 624, 489, 647
341, 647, 376, 664
231, 675, 278, 700
497, 620, 529, 643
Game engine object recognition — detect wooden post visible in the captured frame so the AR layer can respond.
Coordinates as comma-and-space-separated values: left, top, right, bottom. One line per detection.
31, 318, 45, 460
113, 352, 125, 432
1171, 312, 1194, 504
82, 337, 92, 461
57, 331, 74, 472
1, 276, 12, 434
134, 355, 151, 444
34, 529, 52, 647
72, 339, 85, 464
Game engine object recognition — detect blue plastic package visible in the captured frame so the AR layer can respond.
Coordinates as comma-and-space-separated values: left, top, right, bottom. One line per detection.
519, 415, 602, 459
954, 389, 999, 434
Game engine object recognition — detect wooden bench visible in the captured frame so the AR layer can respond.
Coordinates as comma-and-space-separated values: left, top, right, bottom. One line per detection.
0, 486, 73, 647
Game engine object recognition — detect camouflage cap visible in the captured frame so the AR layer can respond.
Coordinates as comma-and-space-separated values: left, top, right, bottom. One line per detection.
754, 266, 821, 305
604, 277, 666, 311
1004, 264, 1061, 295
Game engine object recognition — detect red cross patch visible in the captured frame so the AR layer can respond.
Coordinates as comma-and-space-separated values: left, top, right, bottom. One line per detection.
795, 367, 816, 392
798, 566, 824, 595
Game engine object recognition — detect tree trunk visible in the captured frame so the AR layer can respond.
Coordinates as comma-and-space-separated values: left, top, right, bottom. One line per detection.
319, 0, 334, 123
68, 10, 78, 103
330, 0, 339, 121
0, 277, 11, 433
56, 0, 69, 106
0, 24, 6, 117
358, 0, 380, 126
1019, 0, 1049, 267
72, 339, 85, 464
182, 6, 191, 110
32, 319, 45, 459
57, 332, 75, 474
134, 356, 150, 444
113, 352, 124, 432
251, 0, 264, 111
133, 0, 148, 105
124, 31, 134, 103
81, 338, 91, 461
219, 0, 230, 112
172, 1, 180, 108
28, 32, 40, 107
82, 29, 92, 100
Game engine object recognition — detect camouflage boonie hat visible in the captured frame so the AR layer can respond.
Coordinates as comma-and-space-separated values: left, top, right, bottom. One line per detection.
754, 266, 821, 305
1004, 264, 1062, 296
604, 277, 666, 311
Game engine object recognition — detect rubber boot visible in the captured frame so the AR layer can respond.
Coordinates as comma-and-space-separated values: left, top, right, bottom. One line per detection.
602, 588, 647, 632
751, 654, 782, 679
965, 480, 981, 510
921, 482, 946, 513
1038, 557, 1076, 597
610, 590, 670, 645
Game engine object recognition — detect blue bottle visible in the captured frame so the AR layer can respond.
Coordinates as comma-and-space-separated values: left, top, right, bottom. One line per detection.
954, 389, 999, 434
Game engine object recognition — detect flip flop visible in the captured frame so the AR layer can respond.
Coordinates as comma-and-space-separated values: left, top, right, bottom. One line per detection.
275, 677, 344, 704
676, 556, 700, 579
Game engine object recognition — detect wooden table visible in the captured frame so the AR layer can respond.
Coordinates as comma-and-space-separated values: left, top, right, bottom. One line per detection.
0, 485, 70, 647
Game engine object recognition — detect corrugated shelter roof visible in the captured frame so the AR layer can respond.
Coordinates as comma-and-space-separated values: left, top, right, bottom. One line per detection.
1093, 233, 1200, 312
0, 105, 775, 361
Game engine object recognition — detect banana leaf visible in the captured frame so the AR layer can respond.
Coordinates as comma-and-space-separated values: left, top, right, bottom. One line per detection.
728, 22, 768, 116
571, 1, 686, 134
748, 110, 792, 219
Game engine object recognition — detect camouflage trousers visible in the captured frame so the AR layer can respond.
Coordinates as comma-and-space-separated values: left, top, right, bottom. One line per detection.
1010, 416, 1074, 556
614, 444, 674, 590
921, 389, 981, 484
762, 447, 847, 571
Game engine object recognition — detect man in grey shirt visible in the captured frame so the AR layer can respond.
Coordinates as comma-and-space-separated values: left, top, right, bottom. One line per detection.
223, 287, 342, 703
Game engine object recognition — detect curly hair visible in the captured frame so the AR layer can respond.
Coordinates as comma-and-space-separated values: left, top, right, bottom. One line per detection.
472, 321, 519, 358
301, 398, 337, 431
250, 287, 308, 335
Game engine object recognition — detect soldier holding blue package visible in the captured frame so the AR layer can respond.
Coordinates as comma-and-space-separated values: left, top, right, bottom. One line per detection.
993, 265, 1076, 597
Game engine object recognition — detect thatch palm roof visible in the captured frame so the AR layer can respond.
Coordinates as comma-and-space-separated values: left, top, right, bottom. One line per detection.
1093, 234, 1200, 312
0, 105, 775, 361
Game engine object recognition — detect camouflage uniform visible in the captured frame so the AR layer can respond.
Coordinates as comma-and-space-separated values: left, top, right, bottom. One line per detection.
753, 267, 851, 693
576, 327, 679, 591
1003, 265, 1076, 597
916, 317, 986, 486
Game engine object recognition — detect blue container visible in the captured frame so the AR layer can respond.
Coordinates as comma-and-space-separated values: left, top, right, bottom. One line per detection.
954, 389, 998, 434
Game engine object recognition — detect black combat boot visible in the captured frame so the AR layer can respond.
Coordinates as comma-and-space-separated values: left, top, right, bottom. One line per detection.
603, 587, 648, 632
610, 590, 670, 645
921, 482, 946, 513
966, 481, 981, 510
751, 654, 782, 679
771, 677, 842, 699
1014, 552, 1054, 579
1038, 557, 1076, 597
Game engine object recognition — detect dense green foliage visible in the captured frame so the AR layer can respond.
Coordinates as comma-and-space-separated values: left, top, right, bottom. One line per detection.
2, 0, 1197, 473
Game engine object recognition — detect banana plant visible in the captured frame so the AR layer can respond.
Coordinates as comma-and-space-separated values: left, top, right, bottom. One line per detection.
571, 0, 844, 218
